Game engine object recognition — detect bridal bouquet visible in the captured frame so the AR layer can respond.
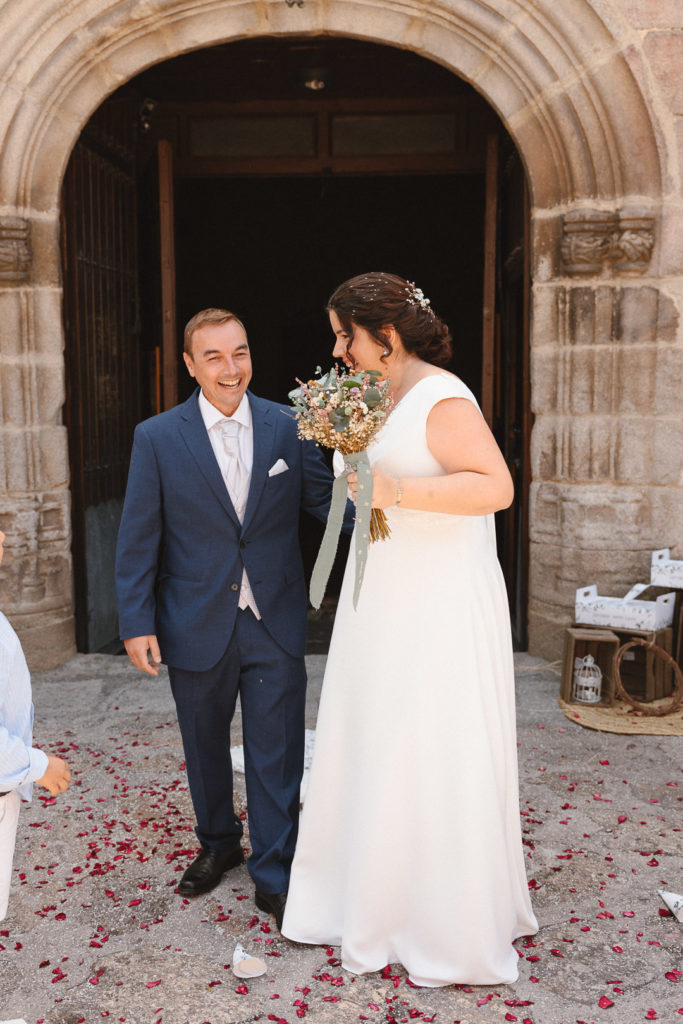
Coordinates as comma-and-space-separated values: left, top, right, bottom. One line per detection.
289, 365, 393, 609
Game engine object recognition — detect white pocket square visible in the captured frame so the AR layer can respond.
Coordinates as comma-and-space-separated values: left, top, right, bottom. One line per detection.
268, 458, 289, 477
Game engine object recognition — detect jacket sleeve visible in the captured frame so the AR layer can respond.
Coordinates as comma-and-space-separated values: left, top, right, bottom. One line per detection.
0, 634, 49, 793
299, 438, 335, 524
299, 437, 355, 534
115, 424, 163, 640
0, 722, 49, 792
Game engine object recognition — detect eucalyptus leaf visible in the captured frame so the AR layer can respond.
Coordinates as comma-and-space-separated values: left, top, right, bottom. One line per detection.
329, 411, 350, 432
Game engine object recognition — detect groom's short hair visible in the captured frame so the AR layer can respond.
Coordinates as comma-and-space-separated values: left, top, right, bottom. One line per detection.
184, 308, 246, 354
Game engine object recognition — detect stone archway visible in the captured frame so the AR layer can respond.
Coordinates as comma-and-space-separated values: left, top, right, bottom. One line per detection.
0, 0, 678, 666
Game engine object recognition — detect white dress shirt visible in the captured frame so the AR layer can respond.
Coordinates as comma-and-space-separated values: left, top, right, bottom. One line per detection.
0, 611, 48, 800
198, 390, 261, 619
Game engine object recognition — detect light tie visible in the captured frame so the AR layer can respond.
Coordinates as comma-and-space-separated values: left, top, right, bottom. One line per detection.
220, 419, 246, 520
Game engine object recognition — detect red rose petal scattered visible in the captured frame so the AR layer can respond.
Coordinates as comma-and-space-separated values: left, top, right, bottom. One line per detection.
645, 1012, 658, 1020
145, 980, 161, 988
599, 996, 614, 1008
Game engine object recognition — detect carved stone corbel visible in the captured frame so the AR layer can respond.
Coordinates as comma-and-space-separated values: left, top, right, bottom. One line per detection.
0, 217, 32, 282
561, 207, 655, 276
613, 207, 655, 273
560, 210, 617, 274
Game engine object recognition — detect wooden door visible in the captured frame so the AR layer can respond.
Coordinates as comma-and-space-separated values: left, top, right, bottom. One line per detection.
485, 139, 531, 649
138, 138, 179, 413
61, 99, 143, 651
158, 139, 178, 410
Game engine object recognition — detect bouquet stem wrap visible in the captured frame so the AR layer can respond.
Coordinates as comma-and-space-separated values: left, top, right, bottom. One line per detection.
310, 451, 373, 611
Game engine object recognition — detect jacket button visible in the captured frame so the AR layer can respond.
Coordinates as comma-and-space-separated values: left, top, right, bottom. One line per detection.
240, 540, 247, 549
231, 583, 239, 591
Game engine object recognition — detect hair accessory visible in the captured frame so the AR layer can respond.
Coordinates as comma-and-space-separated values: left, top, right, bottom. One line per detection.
405, 282, 431, 310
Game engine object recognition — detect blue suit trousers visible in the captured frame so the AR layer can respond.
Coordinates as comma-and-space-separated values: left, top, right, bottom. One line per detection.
168, 608, 306, 894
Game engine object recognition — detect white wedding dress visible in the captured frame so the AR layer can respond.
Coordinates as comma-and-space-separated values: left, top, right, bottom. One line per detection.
282, 373, 538, 986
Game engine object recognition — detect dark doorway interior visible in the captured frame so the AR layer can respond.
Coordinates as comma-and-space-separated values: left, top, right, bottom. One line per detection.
175, 174, 484, 405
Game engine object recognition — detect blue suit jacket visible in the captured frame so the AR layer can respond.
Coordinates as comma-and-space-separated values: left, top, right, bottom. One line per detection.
115, 388, 335, 670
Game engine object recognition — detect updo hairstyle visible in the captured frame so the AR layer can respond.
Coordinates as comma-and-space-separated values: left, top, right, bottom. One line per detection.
327, 272, 452, 368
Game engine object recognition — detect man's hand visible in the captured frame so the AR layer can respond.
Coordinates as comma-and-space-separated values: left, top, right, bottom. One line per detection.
124, 635, 162, 676
36, 755, 71, 795
346, 469, 399, 509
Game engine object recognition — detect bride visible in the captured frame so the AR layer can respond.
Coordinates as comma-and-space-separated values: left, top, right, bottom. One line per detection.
282, 272, 538, 986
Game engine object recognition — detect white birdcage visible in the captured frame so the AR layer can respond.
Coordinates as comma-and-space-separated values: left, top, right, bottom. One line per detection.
572, 654, 603, 704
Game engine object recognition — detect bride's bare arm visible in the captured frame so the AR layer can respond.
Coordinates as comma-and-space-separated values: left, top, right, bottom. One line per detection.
348, 397, 514, 515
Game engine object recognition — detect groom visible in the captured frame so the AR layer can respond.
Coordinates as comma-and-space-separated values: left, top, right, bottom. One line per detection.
116, 307, 336, 929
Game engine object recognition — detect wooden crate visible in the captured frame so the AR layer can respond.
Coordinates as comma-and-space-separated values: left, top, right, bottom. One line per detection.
561, 628, 620, 706
633, 585, 683, 670
605, 625, 673, 701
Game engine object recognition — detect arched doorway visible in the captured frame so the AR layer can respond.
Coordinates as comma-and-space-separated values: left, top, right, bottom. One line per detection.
0, 0, 667, 670
60, 37, 531, 652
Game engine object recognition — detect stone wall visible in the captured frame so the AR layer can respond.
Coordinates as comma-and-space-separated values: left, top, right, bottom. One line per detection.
0, 0, 680, 667
527, 1, 683, 654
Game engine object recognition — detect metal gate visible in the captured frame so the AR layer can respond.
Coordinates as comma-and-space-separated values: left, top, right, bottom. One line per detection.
61, 98, 142, 651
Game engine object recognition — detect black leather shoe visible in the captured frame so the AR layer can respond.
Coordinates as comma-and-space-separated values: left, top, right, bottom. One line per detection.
255, 889, 287, 931
177, 842, 244, 896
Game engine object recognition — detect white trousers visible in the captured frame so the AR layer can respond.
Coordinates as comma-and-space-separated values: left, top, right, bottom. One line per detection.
0, 791, 21, 920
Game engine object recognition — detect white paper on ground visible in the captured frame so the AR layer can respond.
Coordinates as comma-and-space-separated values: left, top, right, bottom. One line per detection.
233, 942, 267, 978
658, 890, 683, 923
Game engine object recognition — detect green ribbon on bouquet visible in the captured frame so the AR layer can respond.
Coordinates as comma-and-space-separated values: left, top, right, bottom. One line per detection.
310, 450, 373, 612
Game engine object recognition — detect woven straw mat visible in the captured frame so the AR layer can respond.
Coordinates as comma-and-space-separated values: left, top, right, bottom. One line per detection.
559, 697, 683, 736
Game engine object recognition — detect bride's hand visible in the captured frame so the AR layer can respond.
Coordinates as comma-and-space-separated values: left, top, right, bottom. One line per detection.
346, 470, 398, 508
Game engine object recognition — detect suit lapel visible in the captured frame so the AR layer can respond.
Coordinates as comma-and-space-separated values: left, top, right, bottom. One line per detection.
242, 392, 275, 532
178, 390, 241, 527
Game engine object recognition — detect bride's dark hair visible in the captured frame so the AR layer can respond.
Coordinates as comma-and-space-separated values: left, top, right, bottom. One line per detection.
327, 272, 452, 368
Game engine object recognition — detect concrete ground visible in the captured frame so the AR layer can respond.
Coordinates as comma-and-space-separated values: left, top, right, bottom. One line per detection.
1, 652, 681, 1024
